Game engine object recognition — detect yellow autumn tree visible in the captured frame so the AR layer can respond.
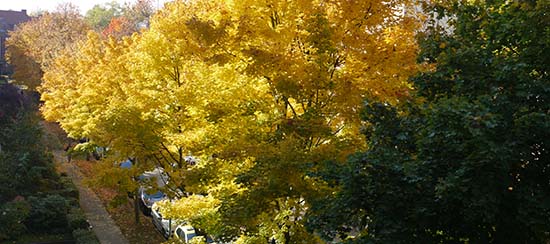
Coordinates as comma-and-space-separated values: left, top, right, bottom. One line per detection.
132, 0, 420, 242
40, 0, 420, 242
6, 4, 90, 90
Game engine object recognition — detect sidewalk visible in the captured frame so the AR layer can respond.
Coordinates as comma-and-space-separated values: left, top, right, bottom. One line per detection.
54, 151, 129, 244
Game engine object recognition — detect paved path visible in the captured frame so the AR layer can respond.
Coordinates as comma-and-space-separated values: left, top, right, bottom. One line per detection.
53, 151, 129, 244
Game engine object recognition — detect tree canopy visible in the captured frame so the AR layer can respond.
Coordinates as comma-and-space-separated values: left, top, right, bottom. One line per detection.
6, 4, 90, 90
41, 0, 420, 242
308, 0, 550, 242
36, 0, 550, 243
84, 1, 124, 31
86, 0, 154, 38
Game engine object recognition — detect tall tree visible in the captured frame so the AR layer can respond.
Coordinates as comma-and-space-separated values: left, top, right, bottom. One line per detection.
309, 0, 550, 242
122, 0, 154, 30
102, 16, 133, 38
40, 0, 421, 242
6, 3, 90, 90
0, 83, 56, 206
84, 1, 123, 31
86, 0, 154, 38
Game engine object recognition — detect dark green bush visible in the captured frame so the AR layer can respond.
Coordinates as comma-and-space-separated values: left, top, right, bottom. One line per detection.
25, 194, 70, 233
67, 207, 90, 230
72, 228, 99, 244
0, 200, 31, 241
57, 176, 79, 205
0, 83, 90, 241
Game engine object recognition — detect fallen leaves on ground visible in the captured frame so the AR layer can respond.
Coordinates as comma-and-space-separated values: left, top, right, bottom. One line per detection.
76, 159, 166, 244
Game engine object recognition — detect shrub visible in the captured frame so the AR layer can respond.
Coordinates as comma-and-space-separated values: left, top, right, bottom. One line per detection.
25, 194, 70, 233
72, 228, 99, 244
0, 200, 31, 241
57, 176, 79, 204
67, 207, 89, 230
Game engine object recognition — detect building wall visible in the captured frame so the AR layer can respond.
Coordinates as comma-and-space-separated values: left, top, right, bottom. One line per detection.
0, 10, 31, 76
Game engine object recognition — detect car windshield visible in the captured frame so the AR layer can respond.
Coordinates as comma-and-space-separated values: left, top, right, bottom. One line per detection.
119, 159, 132, 168
186, 232, 196, 241
148, 191, 165, 199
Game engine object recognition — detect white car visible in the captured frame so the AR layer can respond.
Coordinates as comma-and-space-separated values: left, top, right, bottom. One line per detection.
176, 226, 223, 244
174, 225, 199, 243
137, 167, 170, 214
151, 201, 181, 238
139, 186, 167, 215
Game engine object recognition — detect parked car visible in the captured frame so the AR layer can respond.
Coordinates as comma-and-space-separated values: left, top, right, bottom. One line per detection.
139, 186, 167, 215
138, 167, 169, 187
178, 225, 222, 243
137, 166, 170, 215
117, 160, 175, 216
174, 224, 199, 243
119, 159, 133, 169
151, 201, 183, 239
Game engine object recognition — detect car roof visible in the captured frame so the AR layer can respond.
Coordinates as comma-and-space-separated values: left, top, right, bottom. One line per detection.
177, 225, 195, 232
139, 167, 169, 187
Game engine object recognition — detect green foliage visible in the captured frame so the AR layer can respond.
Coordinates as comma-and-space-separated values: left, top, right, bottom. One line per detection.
67, 207, 90, 230
25, 194, 70, 234
72, 228, 100, 244
308, 0, 550, 243
85, 0, 153, 37
0, 84, 57, 201
0, 200, 31, 240
84, 2, 123, 30
56, 176, 80, 203
0, 83, 89, 241
0, 115, 57, 199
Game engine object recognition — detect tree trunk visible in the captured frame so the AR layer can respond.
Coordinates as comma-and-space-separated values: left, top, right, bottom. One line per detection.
134, 192, 140, 224
284, 230, 290, 244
